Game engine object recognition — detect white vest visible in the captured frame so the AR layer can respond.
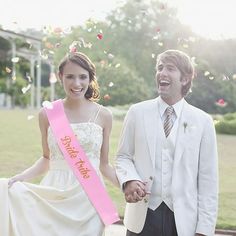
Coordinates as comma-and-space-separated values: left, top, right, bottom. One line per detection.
148, 114, 179, 211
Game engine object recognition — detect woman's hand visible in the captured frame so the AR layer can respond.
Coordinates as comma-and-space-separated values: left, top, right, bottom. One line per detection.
8, 174, 25, 188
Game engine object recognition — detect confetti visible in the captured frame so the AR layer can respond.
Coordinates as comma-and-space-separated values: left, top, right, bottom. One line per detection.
104, 94, 111, 101
108, 82, 114, 87
55, 43, 61, 48
42, 101, 53, 109
69, 41, 79, 53
49, 73, 57, 84
27, 115, 34, 121
45, 42, 54, 49
204, 71, 210, 76
151, 54, 155, 58
26, 73, 32, 83
22, 84, 31, 94
97, 33, 103, 40
215, 99, 227, 107
222, 75, 230, 81
108, 53, 114, 60
11, 57, 19, 63
233, 74, 236, 80
115, 63, 121, 68
5, 67, 11, 73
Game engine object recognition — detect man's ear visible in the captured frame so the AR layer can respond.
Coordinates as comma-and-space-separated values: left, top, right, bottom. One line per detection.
181, 76, 189, 86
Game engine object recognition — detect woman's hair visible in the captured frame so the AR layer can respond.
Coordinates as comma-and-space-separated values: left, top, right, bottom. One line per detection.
58, 52, 100, 101
156, 49, 194, 96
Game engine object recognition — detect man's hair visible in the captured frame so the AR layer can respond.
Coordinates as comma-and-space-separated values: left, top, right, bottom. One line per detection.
156, 49, 195, 96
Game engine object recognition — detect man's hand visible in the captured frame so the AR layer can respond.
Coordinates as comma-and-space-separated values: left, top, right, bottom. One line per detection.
124, 180, 147, 203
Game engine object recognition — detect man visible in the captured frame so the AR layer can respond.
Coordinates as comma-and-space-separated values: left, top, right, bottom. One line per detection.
115, 50, 218, 236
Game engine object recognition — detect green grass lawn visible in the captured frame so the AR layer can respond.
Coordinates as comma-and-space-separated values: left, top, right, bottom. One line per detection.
0, 109, 235, 229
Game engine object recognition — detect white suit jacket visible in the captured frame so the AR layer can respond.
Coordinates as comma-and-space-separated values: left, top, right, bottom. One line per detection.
115, 97, 218, 236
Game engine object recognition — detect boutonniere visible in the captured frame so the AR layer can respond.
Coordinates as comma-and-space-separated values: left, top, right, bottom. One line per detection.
183, 122, 196, 133
183, 122, 188, 133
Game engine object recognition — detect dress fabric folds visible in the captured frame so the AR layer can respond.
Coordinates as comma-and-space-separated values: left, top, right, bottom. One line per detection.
0, 123, 105, 236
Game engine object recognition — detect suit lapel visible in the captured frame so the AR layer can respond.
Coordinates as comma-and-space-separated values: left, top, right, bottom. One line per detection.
143, 98, 159, 167
173, 101, 191, 163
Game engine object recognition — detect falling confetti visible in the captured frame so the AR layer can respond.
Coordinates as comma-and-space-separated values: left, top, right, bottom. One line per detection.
42, 101, 53, 109
108, 82, 114, 87
5, 67, 11, 73
45, 42, 54, 49
104, 94, 111, 101
22, 84, 31, 94
215, 99, 227, 107
108, 53, 114, 60
49, 73, 57, 84
27, 115, 34, 121
204, 71, 210, 76
55, 43, 61, 48
97, 33, 103, 40
11, 57, 19, 63
69, 41, 79, 53
222, 75, 230, 81
158, 42, 163, 47
26, 74, 32, 83
151, 54, 155, 58
233, 74, 236, 80
115, 63, 121, 68
160, 3, 165, 10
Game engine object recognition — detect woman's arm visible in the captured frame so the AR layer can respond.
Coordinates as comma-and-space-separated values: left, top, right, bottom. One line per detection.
99, 107, 120, 188
8, 109, 50, 187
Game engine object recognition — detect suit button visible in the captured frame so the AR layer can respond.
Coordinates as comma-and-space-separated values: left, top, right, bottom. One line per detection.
149, 176, 153, 180
144, 198, 148, 203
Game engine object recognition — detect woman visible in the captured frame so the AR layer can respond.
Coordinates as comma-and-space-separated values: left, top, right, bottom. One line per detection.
1, 52, 119, 236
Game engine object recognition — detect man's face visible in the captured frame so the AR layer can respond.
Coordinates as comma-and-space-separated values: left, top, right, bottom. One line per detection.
155, 60, 187, 105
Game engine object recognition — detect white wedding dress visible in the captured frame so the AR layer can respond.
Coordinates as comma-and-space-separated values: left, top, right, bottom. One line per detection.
0, 122, 105, 236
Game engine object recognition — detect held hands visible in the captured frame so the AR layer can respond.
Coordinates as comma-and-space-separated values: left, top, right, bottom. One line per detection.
124, 180, 150, 203
8, 174, 25, 188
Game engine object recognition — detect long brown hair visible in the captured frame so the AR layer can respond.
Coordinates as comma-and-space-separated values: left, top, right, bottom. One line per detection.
58, 52, 100, 101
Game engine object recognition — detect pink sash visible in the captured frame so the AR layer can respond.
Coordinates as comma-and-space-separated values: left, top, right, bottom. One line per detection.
44, 99, 120, 225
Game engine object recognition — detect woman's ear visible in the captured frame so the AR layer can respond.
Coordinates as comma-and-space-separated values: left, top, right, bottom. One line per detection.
58, 72, 63, 85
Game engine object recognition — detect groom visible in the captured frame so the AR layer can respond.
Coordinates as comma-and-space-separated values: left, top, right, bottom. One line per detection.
115, 49, 218, 236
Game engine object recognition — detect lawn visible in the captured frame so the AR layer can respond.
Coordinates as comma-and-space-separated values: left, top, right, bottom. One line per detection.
0, 109, 235, 229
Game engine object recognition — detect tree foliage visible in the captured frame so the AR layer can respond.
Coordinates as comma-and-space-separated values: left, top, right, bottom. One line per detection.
0, 0, 236, 112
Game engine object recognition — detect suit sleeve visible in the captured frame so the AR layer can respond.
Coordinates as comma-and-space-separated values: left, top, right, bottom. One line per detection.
115, 106, 142, 188
196, 115, 218, 235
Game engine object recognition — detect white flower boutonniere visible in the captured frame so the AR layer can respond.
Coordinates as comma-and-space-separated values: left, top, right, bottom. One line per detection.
183, 122, 188, 133
183, 122, 196, 133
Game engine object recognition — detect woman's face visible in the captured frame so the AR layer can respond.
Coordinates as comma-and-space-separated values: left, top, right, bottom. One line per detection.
59, 61, 90, 100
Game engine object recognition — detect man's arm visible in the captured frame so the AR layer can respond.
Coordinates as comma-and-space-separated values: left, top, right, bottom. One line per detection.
195, 115, 218, 236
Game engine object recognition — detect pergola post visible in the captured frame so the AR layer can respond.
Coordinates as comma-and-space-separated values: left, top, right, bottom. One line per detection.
36, 43, 41, 109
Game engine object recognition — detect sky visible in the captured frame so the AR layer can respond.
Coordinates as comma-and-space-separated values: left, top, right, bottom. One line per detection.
0, 0, 236, 40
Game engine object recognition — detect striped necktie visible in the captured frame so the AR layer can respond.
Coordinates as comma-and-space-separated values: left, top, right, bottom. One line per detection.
164, 106, 174, 137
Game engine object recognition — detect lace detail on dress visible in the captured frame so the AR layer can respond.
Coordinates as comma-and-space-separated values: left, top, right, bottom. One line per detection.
47, 122, 103, 163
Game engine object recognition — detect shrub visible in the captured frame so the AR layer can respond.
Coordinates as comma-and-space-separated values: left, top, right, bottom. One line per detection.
215, 114, 236, 135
